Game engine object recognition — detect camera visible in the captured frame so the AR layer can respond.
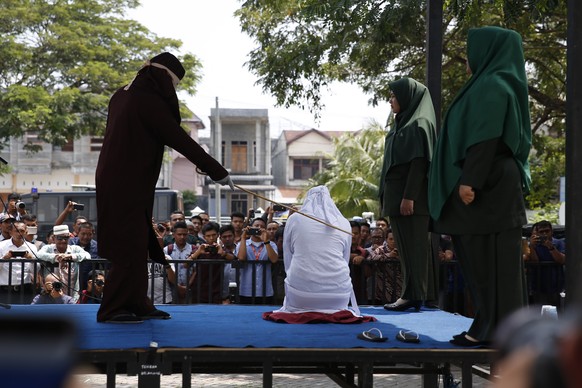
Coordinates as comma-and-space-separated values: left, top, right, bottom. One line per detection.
94, 279, 105, 287
273, 204, 286, 212
248, 209, 255, 219
16, 201, 25, 209
73, 203, 85, 211
52, 282, 63, 291
247, 227, 261, 236
205, 245, 218, 255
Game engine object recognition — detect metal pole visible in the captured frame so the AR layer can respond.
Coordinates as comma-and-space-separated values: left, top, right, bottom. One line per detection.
214, 97, 222, 222
426, 0, 443, 132
565, 0, 582, 306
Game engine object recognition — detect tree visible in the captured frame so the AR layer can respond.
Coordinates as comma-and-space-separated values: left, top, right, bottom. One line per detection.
237, 0, 566, 208
182, 189, 198, 215
0, 0, 202, 152
302, 122, 385, 217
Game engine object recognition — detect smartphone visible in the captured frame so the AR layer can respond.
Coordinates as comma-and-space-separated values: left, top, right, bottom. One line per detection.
11, 251, 26, 257
73, 203, 85, 211
273, 204, 286, 212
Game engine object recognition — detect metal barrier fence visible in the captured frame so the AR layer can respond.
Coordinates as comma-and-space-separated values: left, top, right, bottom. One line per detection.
0, 259, 565, 315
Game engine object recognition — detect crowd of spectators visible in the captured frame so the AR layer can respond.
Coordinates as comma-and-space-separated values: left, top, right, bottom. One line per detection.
0, 192, 566, 315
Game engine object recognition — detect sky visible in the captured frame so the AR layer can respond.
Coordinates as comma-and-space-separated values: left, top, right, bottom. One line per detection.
127, 0, 390, 138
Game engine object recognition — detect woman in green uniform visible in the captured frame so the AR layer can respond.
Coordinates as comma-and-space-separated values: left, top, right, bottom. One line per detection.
380, 77, 437, 312
429, 26, 532, 346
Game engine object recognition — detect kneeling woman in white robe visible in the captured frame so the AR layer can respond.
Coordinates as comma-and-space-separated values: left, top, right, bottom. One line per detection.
276, 186, 361, 317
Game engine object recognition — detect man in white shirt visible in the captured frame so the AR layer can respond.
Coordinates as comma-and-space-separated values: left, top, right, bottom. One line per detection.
37, 225, 90, 302
0, 214, 15, 241
163, 221, 195, 303
148, 255, 175, 304
236, 218, 279, 304
0, 220, 38, 304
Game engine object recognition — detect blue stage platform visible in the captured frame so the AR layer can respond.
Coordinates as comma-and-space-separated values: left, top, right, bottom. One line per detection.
1, 304, 495, 388
4, 304, 473, 349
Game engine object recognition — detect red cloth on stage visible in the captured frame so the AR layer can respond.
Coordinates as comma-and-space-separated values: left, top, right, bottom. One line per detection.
262, 310, 376, 324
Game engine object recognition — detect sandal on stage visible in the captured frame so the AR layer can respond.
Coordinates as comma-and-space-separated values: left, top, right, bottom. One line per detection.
396, 330, 420, 343
357, 328, 388, 342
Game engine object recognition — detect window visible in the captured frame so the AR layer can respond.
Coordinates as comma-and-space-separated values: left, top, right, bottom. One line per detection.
61, 138, 74, 152
293, 159, 320, 180
25, 132, 44, 148
90, 136, 104, 152
253, 141, 257, 168
221, 141, 226, 165
230, 193, 248, 214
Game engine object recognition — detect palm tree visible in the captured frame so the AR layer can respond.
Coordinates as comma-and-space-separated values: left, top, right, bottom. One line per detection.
302, 121, 386, 218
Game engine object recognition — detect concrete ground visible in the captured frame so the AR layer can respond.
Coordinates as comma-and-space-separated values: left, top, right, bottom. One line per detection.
75, 364, 493, 387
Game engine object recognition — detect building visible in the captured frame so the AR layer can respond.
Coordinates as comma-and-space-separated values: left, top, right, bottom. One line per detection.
203, 108, 275, 218
167, 117, 208, 195
0, 116, 204, 198
1, 111, 346, 218
271, 129, 345, 202
0, 132, 101, 195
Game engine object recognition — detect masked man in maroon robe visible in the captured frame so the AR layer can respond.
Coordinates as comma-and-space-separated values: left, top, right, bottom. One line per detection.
96, 52, 233, 323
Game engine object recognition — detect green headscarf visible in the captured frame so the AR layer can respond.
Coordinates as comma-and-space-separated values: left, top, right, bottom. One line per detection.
428, 26, 532, 220
379, 77, 437, 199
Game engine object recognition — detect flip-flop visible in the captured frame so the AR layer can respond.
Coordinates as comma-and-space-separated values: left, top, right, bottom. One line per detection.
357, 328, 388, 342
396, 330, 420, 343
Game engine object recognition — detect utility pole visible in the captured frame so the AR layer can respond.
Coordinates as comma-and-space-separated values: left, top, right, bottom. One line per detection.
214, 97, 222, 222
426, 0, 443, 132
566, 0, 582, 306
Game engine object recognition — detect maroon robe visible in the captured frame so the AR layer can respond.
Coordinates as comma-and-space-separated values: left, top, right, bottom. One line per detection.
95, 66, 227, 321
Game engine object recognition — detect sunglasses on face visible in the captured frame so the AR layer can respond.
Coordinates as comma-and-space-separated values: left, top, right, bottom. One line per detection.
56, 236, 69, 241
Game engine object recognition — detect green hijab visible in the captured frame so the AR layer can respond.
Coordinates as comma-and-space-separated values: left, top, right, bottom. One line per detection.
428, 26, 532, 220
379, 77, 436, 199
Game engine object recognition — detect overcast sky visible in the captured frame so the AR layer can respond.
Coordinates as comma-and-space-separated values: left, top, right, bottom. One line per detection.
128, 0, 390, 138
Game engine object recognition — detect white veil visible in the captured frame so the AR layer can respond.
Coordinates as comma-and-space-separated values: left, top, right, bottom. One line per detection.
299, 186, 344, 225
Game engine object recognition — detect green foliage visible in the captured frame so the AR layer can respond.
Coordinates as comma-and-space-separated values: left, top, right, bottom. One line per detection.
182, 189, 198, 214
237, 0, 567, 209
528, 202, 561, 224
0, 0, 202, 149
526, 135, 565, 209
237, 0, 566, 132
301, 122, 385, 217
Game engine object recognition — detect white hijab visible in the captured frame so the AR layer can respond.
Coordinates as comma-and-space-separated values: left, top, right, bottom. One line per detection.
299, 186, 344, 226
